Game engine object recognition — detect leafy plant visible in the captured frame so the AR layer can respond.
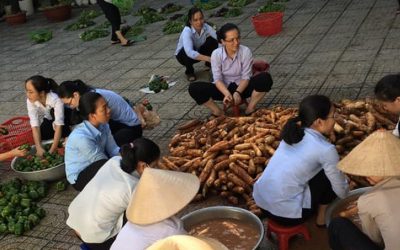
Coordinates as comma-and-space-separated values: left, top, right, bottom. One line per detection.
136, 11, 165, 25
97, 20, 111, 29
228, 0, 255, 8
80, 28, 109, 42
193, 0, 221, 10
224, 8, 242, 18
133, 6, 156, 16
112, 0, 135, 14
159, 3, 183, 14
29, 30, 52, 43
258, 1, 285, 13
64, 10, 101, 31
163, 20, 185, 34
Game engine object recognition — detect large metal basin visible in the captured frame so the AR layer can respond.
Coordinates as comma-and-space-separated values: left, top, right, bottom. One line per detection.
10, 140, 65, 181
181, 206, 264, 250
325, 187, 372, 226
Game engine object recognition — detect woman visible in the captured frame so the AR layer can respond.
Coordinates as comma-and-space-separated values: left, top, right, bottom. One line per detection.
67, 138, 160, 250
97, 0, 132, 46
65, 92, 120, 191
58, 80, 142, 146
110, 168, 200, 250
188, 23, 273, 116
253, 95, 349, 226
328, 131, 400, 250
175, 7, 218, 81
25, 75, 70, 157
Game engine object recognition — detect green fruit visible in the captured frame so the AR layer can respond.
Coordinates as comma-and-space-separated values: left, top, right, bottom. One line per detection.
55, 181, 67, 192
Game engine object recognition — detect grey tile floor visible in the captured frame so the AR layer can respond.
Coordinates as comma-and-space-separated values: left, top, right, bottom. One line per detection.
0, 0, 399, 248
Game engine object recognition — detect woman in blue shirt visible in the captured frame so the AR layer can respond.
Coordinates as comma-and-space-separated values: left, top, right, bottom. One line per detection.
58, 80, 142, 146
253, 95, 349, 226
65, 92, 120, 191
175, 7, 218, 82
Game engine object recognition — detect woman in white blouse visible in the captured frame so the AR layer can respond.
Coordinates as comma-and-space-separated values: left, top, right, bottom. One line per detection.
175, 7, 218, 82
25, 75, 70, 156
110, 168, 200, 250
67, 138, 161, 250
253, 95, 349, 227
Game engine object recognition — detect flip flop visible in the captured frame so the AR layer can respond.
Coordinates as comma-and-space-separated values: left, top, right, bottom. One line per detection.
121, 40, 134, 47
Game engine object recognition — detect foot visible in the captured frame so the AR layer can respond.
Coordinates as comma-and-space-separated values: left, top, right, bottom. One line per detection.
111, 40, 120, 45
121, 40, 133, 47
186, 73, 196, 82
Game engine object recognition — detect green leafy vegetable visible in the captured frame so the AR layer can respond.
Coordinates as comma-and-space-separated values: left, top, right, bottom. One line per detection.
148, 75, 168, 93
193, 0, 222, 10
258, 2, 285, 13
65, 10, 101, 31
136, 12, 165, 25
163, 20, 185, 34
80, 28, 109, 42
29, 30, 52, 43
159, 3, 183, 14
228, 0, 255, 7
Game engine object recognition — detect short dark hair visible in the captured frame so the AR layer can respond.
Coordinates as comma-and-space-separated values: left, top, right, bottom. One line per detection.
120, 138, 161, 173
374, 74, 400, 102
58, 79, 93, 98
186, 7, 203, 27
25, 75, 58, 93
217, 23, 240, 42
281, 95, 332, 145
79, 92, 103, 120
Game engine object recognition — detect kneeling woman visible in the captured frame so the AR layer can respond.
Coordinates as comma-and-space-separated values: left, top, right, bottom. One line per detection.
25, 75, 71, 156
58, 80, 142, 146
111, 168, 200, 250
65, 92, 120, 191
188, 23, 273, 116
175, 7, 218, 81
253, 95, 349, 226
67, 138, 160, 250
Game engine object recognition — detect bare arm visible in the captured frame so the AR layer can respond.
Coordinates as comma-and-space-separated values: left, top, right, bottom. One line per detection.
32, 126, 45, 156
49, 125, 63, 153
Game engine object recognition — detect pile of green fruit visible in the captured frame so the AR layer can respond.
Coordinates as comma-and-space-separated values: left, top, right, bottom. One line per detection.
0, 178, 46, 236
14, 145, 64, 172
148, 75, 169, 93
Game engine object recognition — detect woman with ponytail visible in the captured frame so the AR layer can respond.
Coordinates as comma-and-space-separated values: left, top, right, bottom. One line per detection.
253, 95, 349, 227
67, 138, 160, 250
58, 80, 142, 146
25, 75, 71, 156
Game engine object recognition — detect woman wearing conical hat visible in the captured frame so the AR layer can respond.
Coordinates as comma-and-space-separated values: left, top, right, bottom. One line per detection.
110, 168, 200, 250
328, 130, 400, 250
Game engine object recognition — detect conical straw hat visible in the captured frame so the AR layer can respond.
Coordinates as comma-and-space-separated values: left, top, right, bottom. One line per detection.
126, 168, 200, 225
338, 130, 400, 177
146, 235, 228, 250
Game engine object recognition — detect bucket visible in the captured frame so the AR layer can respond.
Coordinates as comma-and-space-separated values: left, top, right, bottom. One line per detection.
251, 12, 283, 36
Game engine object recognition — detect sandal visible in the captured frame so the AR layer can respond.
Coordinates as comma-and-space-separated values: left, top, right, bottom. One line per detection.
111, 40, 121, 45
121, 40, 134, 47
186, 73, 197, 82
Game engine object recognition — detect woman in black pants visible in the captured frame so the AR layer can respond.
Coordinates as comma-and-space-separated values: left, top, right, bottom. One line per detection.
58, 80, 142, 147
188, 23, 273, 116
97, 0, 132, 46
175, 7, 218, 81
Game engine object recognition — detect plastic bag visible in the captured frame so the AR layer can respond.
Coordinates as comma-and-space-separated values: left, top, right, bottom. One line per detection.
134, 100, 161, 130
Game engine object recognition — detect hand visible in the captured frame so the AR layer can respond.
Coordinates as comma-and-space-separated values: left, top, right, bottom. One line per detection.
339, 202, 358, 217
223, 94, 233, 106
35, 146, 45, 157
233, 91, 242, 105
11, 147, 28, 158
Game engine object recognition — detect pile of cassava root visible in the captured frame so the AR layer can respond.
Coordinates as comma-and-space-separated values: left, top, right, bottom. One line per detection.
157, 98, 397, 216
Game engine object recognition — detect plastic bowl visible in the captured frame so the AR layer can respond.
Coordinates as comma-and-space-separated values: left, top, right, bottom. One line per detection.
10, 140, 65, 181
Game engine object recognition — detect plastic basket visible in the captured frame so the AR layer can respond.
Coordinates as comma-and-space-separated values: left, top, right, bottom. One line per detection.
0, 116, 33, 155
251, 12, 284, 36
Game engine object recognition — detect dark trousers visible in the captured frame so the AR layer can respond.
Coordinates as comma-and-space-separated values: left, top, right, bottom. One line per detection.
328, 217, 382, 250
261, 170, 337, 226
108, 120, 143, 147
188, 71, 273, 105
72, 159, 108, 191
97, 0, 121, 41
40, 107, 72, 140
176, 36, 218, 75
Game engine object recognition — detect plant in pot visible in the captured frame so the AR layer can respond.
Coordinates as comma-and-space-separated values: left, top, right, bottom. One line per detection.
251, 0, 285, 36
4, 0, 27, 25
41, 0, 72, 22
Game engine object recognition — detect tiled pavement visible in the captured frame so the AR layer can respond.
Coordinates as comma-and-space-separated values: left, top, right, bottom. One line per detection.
0, 0, 399, 249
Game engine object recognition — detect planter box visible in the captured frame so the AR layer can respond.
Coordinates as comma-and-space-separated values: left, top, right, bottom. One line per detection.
43, 4, 71, 22
5, 11, 27, 25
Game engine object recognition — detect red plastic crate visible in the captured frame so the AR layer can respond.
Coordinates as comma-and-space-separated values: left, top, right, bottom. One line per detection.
0, 116, 33, 155
252, 12, 284, 36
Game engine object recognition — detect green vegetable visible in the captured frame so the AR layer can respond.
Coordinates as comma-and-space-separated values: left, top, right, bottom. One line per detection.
193, 0, 222, 10
0, 127, 8, 135
0, 223, 7, 234
18, 144, 30, 151
28, 190, 39, 200
163, 20, 185, 35
0, 198, 7, 206
28, 214, 39, 226
35, 208, 46, 219
80, 28, 109, 42
159, 3, 182, 14
228, 0, 255, 7
14, 222, 23, 235
112, 0, 135, 14
29, 30, 52, 44
258, 2, 285, 13
134, 6, 157, 16
7, 221, 15, 234
224, 8, 242, 17
148, 75, 168, 93
10, 194, 20, 205
65, 10, 101, 31
55, 180, 67, 192
20, 198, 31, 208
136, 12, 165, 25
23, 220, 31, 231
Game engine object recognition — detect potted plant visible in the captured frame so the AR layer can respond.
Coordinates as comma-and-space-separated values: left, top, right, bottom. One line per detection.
251, 0, 285, 36
4, 0, 27, 25
41, 0, 72, 22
